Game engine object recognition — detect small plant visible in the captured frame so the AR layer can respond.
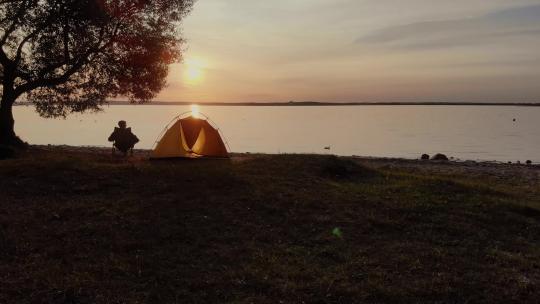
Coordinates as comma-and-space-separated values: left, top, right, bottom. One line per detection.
332, 227, 343, 239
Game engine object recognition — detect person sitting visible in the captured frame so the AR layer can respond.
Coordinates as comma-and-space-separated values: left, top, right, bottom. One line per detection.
108, 120, 139, 156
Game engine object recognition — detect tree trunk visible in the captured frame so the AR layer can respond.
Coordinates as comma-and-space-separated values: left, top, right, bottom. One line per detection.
0, 95, 25, 147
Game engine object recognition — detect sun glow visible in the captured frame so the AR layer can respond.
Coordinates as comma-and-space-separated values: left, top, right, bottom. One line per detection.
191, 104, 200, 118
183, 58, 206, 84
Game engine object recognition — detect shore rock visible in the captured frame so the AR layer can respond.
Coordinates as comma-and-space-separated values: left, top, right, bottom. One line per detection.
421, 154, 430, 160
431, 153, 449, 161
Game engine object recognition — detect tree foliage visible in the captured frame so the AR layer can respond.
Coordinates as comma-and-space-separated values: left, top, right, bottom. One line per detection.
0, 0, 194, 118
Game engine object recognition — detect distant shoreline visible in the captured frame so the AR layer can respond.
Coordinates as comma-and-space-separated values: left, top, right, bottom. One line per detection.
15, 101, 540, 107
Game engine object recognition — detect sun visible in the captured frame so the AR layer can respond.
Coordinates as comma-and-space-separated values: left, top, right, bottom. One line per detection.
187, 66, 202, 80
183, 58, 206, 84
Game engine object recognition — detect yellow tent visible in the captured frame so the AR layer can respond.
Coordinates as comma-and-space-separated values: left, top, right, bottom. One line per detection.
151, 113, 229, 159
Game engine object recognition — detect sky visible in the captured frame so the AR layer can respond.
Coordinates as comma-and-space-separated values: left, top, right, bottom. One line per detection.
156, 0, 540, 103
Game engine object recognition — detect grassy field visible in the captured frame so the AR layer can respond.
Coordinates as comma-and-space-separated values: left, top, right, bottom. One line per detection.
1, 147, 539, 303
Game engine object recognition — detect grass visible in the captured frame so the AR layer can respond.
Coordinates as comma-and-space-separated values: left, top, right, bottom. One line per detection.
0, 147, 539, 303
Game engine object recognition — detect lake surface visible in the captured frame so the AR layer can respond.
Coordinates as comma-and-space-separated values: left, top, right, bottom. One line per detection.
14, 105, 540, 162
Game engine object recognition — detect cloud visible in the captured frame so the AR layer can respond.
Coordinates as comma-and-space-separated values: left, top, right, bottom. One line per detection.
355, 4, 540, 49
169, 1, 540, 102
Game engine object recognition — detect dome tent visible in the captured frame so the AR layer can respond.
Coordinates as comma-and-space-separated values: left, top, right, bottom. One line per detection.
150, 112, 229, 159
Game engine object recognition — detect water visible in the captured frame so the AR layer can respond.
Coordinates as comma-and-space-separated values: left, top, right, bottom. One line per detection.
13, 105, 540, 162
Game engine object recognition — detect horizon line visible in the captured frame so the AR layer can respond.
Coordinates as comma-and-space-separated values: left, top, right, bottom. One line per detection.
15, 100, 540, 107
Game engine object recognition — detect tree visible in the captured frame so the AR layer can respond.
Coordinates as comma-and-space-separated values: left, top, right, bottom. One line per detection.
0, 0, 194, 146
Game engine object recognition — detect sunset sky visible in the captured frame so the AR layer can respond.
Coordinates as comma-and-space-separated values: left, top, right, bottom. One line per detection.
156, 0, 540, 103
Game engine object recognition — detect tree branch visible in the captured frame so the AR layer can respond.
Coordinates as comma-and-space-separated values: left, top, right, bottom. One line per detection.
0, 47, 11, 66
62, 22, 69, 61
0, 0, 27, 45
14, 12, 56, 64
13, 27, 39, 64
13, 58, 86, 98
13, 39, 111, 98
